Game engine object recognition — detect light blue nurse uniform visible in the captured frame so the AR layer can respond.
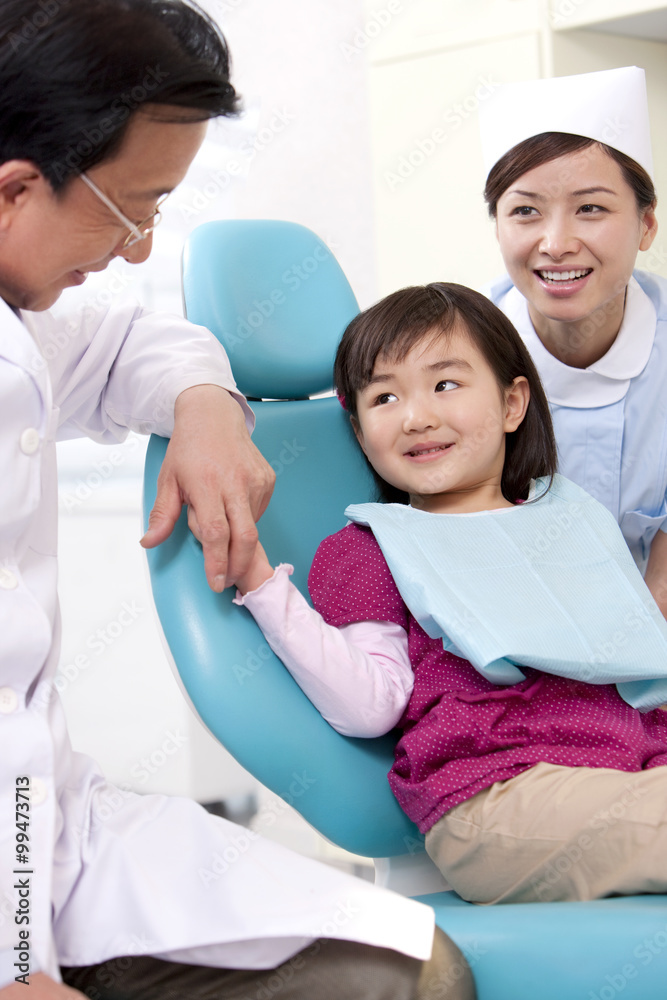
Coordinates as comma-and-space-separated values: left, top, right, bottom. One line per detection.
488, 269, 667, 572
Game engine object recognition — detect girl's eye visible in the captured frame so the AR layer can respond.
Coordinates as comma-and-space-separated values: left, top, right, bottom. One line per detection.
511, 205, 537, 217
375, 392, 397, 405
578, 203, 605, 215
435, 380, 457, 392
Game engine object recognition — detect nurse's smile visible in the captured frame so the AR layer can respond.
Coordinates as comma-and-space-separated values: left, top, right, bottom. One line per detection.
533, 266, 594, 298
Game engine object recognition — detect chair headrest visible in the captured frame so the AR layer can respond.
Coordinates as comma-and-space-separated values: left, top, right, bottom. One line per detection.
182, 220, 360, 399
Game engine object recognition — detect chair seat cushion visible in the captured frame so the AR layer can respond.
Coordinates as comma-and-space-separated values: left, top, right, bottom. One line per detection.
416, 891, 667, 1000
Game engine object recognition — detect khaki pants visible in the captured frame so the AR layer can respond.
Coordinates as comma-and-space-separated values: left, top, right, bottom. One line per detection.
425, 761, 667, 904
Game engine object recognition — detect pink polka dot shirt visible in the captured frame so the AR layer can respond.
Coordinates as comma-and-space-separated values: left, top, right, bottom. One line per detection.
308, 523, 667, 834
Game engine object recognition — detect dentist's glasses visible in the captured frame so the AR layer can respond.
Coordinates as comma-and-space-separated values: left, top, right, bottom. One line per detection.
79, 172, 168, 249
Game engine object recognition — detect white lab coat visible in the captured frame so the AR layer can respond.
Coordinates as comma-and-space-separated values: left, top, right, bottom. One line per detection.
0, 298, 434, 986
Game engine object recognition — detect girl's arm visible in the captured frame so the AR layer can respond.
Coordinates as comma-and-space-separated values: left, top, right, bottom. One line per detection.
235, 552, 414, 738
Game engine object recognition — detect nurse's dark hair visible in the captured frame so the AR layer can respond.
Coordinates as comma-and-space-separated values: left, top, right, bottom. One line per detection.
334, 282, 558, 505
0, 0, 239, 191
484, 132, 656, 217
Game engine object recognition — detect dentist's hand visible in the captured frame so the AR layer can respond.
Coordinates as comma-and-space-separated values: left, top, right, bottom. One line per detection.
0, 975, 85, 998
141, 385, 275, 590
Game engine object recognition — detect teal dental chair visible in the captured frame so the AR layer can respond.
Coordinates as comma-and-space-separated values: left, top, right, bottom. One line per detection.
143, 219, 667, 1000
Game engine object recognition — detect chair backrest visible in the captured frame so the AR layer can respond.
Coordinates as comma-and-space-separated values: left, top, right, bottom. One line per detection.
143, 220, 422, 858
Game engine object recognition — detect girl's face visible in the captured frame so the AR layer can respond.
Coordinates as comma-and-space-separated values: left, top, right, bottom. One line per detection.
352, 324, 529, 513
495, 145, 657, 353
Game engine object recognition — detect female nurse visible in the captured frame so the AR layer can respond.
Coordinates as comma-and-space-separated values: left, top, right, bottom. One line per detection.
479, 67, 667, 617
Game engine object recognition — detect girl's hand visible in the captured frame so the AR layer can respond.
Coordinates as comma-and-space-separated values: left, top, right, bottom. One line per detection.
235, 541, 275, 595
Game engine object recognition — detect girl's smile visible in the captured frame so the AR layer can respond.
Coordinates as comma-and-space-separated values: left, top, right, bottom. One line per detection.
404, 441, 454, 460
351, 324, 529, 514
495, 145, 657, 367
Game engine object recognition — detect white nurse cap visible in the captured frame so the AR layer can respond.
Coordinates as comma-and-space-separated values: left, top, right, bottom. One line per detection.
479, 66, 654, 180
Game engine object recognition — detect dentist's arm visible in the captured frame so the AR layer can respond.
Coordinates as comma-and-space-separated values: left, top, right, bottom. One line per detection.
141, 385, 275, 591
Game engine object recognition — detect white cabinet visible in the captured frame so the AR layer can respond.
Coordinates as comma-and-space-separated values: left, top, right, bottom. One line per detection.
366, 0, 667, 294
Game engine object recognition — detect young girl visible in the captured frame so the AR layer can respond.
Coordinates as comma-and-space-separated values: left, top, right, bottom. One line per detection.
235, 282, 667, 906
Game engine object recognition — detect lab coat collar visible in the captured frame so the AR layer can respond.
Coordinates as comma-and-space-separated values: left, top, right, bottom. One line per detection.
501, 277, 656, 408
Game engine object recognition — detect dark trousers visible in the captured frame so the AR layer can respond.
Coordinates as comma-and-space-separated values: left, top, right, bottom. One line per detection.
61, 928, 476, 999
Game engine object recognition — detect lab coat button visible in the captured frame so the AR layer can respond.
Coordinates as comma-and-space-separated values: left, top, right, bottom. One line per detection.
30, 777, 47, 805
19, 428, 41, 455
0, 568, 18, 589
0, 687, 18, 713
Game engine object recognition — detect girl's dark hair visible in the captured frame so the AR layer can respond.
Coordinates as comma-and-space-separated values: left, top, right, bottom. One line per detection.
484, 132, 656, 217
0, 0, 240, 191
334, 282, 558, 505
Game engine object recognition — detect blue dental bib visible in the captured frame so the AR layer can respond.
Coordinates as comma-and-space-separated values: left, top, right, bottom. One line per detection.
345, 475, 667, 711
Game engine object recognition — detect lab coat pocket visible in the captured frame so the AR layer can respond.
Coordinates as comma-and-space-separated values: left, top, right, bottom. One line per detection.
620, 508, 667, 566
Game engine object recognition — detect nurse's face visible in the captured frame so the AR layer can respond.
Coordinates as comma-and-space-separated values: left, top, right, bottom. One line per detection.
0, 108, 208, 311
495, 145, 657, 351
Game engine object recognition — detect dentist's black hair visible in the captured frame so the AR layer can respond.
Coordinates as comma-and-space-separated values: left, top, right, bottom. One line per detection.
334, 282, 558, 505
0, 0, 239, 191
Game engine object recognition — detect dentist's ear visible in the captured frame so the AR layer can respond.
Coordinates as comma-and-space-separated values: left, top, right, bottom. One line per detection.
0, 161, 44, 232
503, 376, 530, 432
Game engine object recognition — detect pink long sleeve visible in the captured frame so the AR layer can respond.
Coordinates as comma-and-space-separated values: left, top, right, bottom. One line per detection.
234, 565, 414, 737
